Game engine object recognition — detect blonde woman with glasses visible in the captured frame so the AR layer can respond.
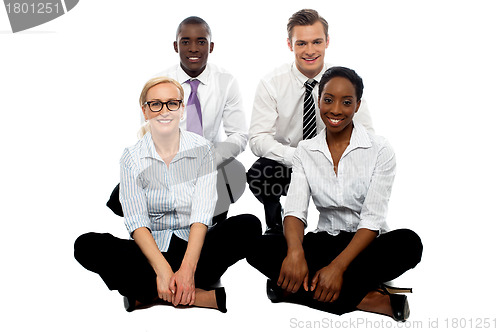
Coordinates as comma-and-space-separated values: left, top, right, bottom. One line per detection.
75, 77, 261, 312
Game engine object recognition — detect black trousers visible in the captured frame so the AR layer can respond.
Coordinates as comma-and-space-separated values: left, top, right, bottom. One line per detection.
246, 229, 423, 315
246, 157, 292, 229
74, 214, 262, 304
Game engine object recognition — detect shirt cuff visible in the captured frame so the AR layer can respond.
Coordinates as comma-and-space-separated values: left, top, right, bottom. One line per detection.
188, 215, 213, 227
282, 146, 296, 167
214, 150, 224, 167
283, 212, 308, 228
124, 216, 151, 236
357, 219, 388, 234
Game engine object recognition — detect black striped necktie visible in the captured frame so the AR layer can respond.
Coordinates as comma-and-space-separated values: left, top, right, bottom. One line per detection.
303, 79, 317, 140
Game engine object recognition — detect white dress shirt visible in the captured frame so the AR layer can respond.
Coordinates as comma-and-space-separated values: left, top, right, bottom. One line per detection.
249, 63, 375, 167
284, 122, 395, 236
119, 129, 217, 252
157, 63, 248, 166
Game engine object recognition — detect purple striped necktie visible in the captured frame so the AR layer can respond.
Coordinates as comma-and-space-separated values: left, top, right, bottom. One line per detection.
186, 79, 203, 135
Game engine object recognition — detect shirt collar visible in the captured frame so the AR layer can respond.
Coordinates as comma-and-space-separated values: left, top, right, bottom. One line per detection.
139, 131, 160, 160
139, 128, 199, 162
348, 121, 372, 150
176, 63, 210, 86
177, 129, 201, 158
291, 62, 327, 88
311, 121, 372, 158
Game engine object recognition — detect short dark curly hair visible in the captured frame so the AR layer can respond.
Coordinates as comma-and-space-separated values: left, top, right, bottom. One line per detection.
318, 67, 364, 101
176, 16, 212, 40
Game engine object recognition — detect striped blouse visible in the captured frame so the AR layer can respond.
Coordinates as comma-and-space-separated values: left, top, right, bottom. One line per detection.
119, 129, 217, 252
284, 122, 396, 235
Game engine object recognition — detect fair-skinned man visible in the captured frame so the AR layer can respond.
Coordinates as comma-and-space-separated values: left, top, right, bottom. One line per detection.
287, 21, 329, 79
247, 9, 374, 234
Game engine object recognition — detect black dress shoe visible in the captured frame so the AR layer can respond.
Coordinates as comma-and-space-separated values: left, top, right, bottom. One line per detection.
389, 294, 410, 321
123, 296, 136, 312
266, 279, 284, 303
378, 284, 411, 321
264, 226, 283, 235
215, 287, 227, 313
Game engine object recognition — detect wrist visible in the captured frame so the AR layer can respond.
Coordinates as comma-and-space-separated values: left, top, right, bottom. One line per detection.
180, 260, 197, 274
155, 264, 174, 278
330, 258, 349, 273
287, 244, 305, 257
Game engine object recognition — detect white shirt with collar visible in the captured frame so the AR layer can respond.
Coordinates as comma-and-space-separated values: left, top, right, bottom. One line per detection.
284, 122, 395, 236
119, 129, 217, 252
249, 62, 375, 167
157, 63, 248, 166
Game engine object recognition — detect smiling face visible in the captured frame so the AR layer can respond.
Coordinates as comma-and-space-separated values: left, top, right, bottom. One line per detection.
319, 76, 360, 137
142, 82, 184, 137
288, 21, 329, 78
174, 23, 214, 78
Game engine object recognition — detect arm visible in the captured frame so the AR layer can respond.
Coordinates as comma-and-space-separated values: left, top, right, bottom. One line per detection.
214, 76, 248, 166
248, 79, 296, 167
278, 146, 311, 292
188, 145, 218, 226
357, 141, 396, 232
277, 216, 309, 293
133, 227, 175, 303
169, 223, 208, 306
310, 228, 377, 302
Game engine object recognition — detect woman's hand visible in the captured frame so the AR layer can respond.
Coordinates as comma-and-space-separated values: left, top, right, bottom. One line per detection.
168, 223, 207, 307
309, 228, 378, 302
278, 249, 309, 293
310, 262, 345, 302
169, 263, 196, 306
156, 268, 175, 303
131, 228, 177, 303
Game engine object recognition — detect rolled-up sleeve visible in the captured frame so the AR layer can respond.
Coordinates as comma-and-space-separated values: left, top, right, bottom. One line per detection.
119, 149, 151, 235
189, 145, 217, 227
215, 76, 248, 164
284, 146, 311, 227
249, 79, 296, 167
357, 141, 396, 233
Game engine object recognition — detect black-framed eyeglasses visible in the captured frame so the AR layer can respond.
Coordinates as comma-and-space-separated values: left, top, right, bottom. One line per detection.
144, 100, 183, 112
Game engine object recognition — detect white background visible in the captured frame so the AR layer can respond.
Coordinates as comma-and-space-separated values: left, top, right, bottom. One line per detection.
1, 0, 499, 331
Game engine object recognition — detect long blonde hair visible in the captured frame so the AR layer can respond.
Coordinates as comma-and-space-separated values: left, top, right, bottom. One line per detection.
138, 77, 185, 138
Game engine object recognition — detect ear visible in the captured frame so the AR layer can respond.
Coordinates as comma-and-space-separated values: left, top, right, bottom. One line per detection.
142, 106, 148, 120
287, 37, 293, 52
209, 42, 214, 53
355, 100, 361, 113
173, 41, 179, 53
325, 35, 330, 49
180, 104, 185, 120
